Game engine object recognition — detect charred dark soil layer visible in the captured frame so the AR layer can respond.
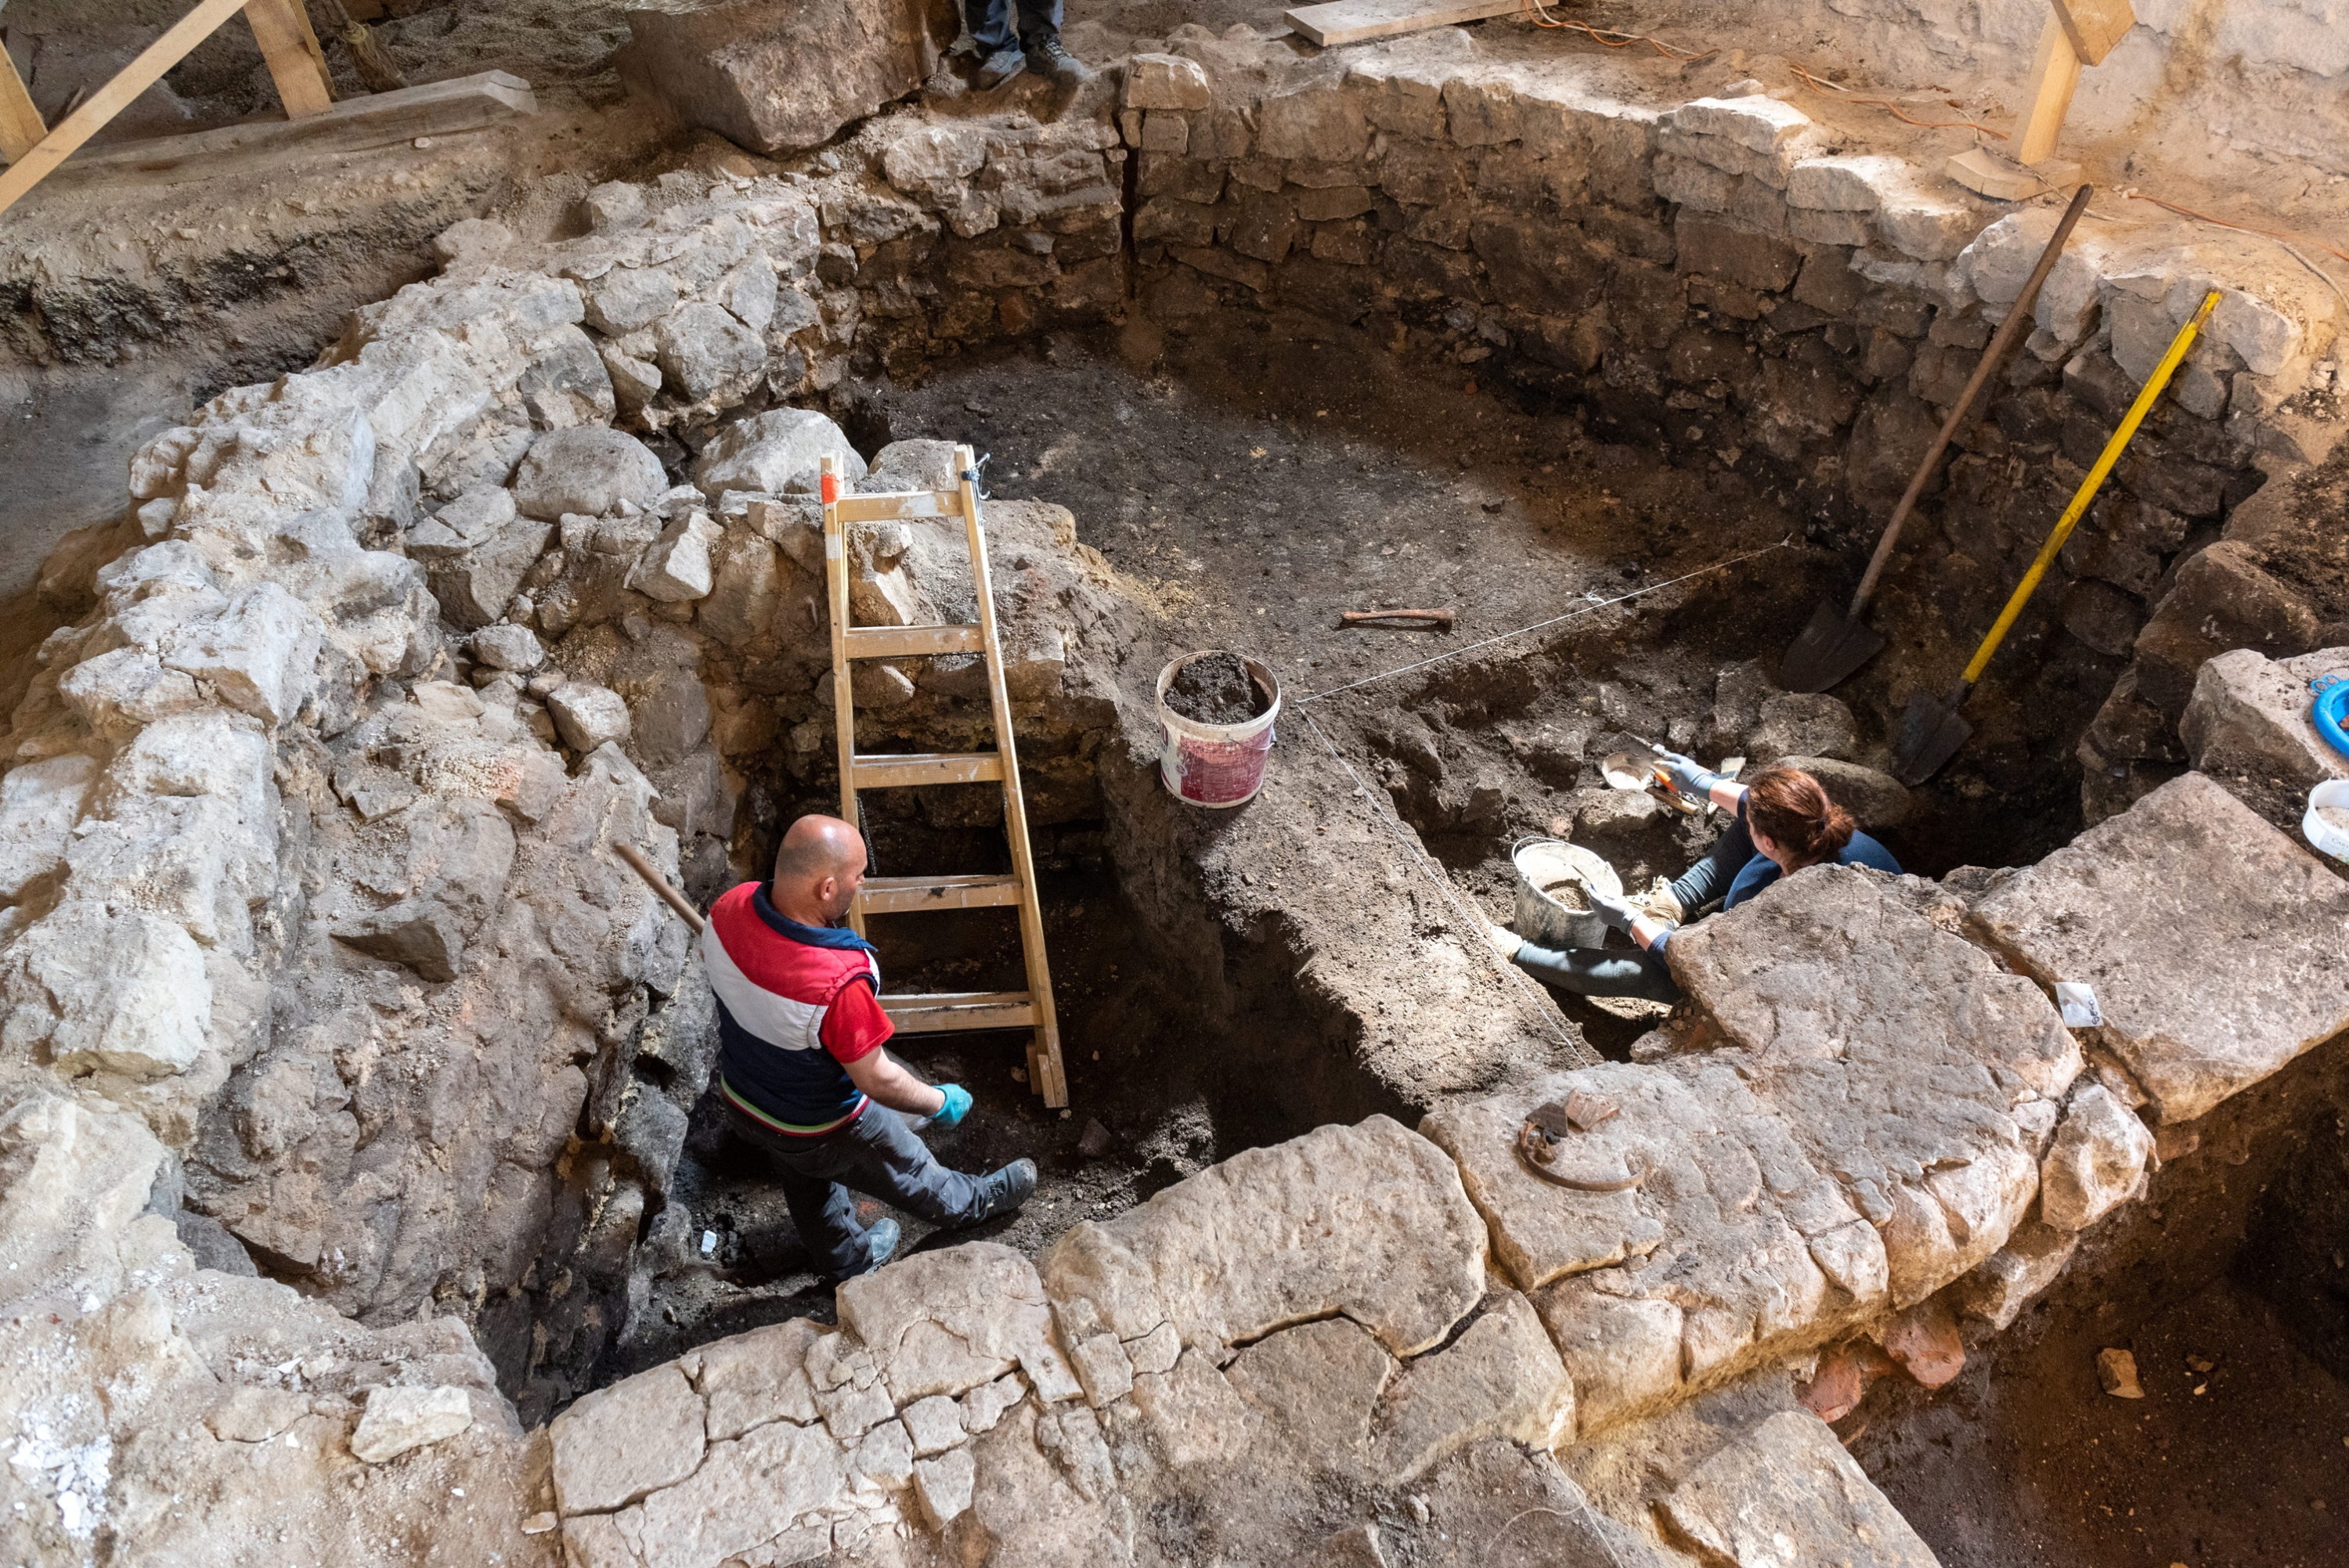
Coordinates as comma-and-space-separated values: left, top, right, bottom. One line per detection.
1849, 1036, 2349, 1568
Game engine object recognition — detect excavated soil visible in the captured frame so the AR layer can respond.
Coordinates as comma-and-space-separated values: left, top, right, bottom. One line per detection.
1164, 650, 1268, 723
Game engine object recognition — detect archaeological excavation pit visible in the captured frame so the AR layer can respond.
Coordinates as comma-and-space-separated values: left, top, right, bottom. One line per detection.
2, 2, 2347, 1565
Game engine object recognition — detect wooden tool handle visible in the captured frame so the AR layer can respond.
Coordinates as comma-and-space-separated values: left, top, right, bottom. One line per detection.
1341, 607, 1456, 625
614, 841, 705, 934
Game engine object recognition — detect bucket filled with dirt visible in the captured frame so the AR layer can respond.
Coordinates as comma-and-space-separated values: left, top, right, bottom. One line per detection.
1156, 651, 1280, 808
1510, 838, 1624, 950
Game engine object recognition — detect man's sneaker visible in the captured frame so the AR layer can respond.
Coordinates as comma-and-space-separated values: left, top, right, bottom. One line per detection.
1027, 37, 1095, 85
972, 1158, 1037, 1221
838, 1217, 900, 1281
976, 46, 1027, 89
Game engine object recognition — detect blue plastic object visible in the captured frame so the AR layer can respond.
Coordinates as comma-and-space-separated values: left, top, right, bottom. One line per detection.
933, 1083, 973, 1129
2315, 674, 2349, 762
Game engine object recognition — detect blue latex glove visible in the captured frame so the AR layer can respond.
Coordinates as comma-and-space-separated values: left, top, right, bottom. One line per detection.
1653, 748, 1721, 799
1584, 886, 1640, 935
932, 1083, 973, 1129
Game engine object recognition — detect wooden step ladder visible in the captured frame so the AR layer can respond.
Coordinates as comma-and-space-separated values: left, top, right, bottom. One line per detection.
820, 446, 1068, 1108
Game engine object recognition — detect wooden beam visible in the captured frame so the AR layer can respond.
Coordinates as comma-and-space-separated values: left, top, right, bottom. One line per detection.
831, 491, 961, 522
879, 991, 1039, 1032
55, 70, 533, 175
857, 874, 1023, 915
0, 45, 44, 164
243, 0, 335, 118
1284, 0, 1517, 48
0, 0, 254, 220
2012, 11, 2083, 167
851, 752, 1006, 788
2049, 0, 2134, 66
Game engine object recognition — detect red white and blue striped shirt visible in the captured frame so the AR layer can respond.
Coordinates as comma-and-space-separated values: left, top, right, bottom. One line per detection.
701, 881, 893, 1136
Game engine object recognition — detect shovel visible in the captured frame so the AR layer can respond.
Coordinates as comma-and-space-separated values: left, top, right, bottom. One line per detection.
1894, 289, 2221, 783
1781, 185, 2095, 694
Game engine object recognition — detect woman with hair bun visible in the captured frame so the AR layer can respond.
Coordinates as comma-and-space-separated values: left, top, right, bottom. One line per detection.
1493, 758, 1902, 1003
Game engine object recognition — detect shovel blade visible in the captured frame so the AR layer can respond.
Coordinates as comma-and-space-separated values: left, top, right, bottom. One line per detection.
1893, 689, 1972, 784
1779, 599, 1887, 694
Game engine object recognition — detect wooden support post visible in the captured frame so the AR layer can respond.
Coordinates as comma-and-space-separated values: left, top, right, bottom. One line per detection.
244, 0, 334, 119
2012, 0, 2134, 167
0, 46, 44, 164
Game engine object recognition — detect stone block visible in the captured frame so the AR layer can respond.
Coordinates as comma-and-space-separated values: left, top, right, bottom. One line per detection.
1347, 60, 1448, 139
2181, 646, 2349, 828
0, 752, 98, 903
550, 1361, 706, 1512
1367, 1292, 1571, 1482
349, 1386, 474, 1465
2133, 540, 2318, 711
693, 408, 865, 499
900, 1393, 964, 1456
583, 267, 680, 336
1674, 214, 1801, 293
634, 512, 720, 603
689, 1317, 821, 1441
6, 904, 211, 1078
624, 0, 953, 156
1041, 1116, 1486, 1360
471, 623, 544, 672
1746, 692, 1856, 762
163, 584, 323, 727
1225, 1316, 1391, 1474
913, 1446, 976, 1528
1658, 1411, 1938, 1568
1255, 84, 1369, 164
1972, 772, 2349, 1123
549, 683, 633, 751
1667, 95, 1815, 156
1953, 1220, 2078, 1328
654, 301, 767, 405
836, 1239, 1078, 1404
1442, 74, 1521, 147
622, 1419, 845, 1568
1124, 52, 1211, 112
514, 427, 669, 521
2040, 1084, 2153, 1231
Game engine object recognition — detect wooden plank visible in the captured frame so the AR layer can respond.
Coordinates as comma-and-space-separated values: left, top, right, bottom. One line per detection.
2050, 0, 2134, 66
857, 874, 1022, 915
0, 47, 44, 164
243, 0, 336, 118
879, 991, 1038, 1032
843, 623, 983, 660
56, 70, 532, 174
822, 456, 864, 937
955, 442, 1070, 1110
1284, 0, 1517, 49
2012, 12, 2083, 167
831, 490, 962, 523
852, 752, 1005, 788
0, 0, 255, 218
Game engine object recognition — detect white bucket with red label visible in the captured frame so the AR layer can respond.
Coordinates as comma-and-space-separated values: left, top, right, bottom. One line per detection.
1155, 652, 1280, 808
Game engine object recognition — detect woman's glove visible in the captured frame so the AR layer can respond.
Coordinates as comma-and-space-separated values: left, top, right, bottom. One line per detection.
1653, 748, 1721, 799
933, 1083, 974, 1128
1584, 886, 1641, 935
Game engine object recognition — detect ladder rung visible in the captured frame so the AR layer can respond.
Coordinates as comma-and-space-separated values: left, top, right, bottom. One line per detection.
880, 990, 1037, 1031
858, 874, 1023, 914
851, 752, 1005, 788
831, 490, 962, 523
843, 624, 983, 659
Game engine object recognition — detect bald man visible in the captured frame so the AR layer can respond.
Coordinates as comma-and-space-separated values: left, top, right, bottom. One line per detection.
701, 814, 1035, 1279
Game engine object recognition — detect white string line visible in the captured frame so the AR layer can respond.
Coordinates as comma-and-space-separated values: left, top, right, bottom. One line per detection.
1295, 536, 1795, 706
1480, 1504, 1640, 1568
1299, 708, 1598, 1068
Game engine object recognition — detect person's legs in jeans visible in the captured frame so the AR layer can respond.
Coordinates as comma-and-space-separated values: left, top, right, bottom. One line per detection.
1014, 0, 1066, 49
963, 0, 1019, 55
1510, 941, 1681, 1003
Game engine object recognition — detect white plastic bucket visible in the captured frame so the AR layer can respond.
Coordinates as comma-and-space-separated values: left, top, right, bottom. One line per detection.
2304, 778, 2349, 863
1511, 838, 1624, 951
1155, 652, 1280, 808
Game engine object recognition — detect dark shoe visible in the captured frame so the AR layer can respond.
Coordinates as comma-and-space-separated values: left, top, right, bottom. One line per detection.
976, 46, 1027, 89
836, 1217, 900, 1280
972, 1158, 1037, 1221
1027, 37, 1095, 85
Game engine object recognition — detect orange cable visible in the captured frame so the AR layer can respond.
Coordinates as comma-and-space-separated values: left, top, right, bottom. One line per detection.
1785, 61, 2007, 139
2120, 189, 2349, 269
1516, 0, 1716, 63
